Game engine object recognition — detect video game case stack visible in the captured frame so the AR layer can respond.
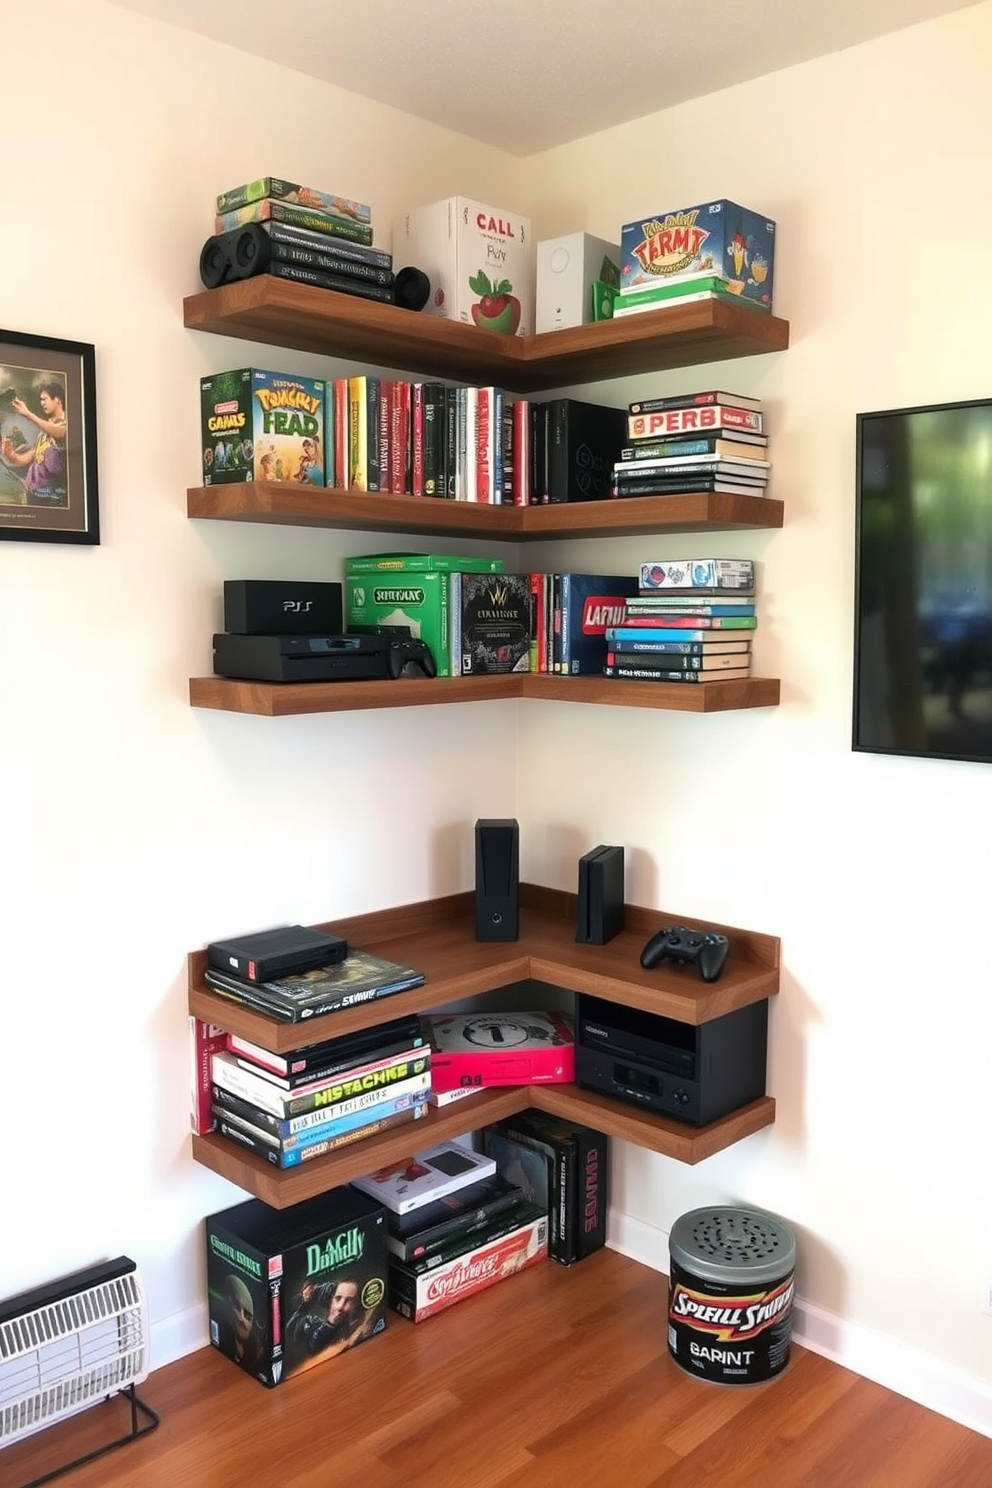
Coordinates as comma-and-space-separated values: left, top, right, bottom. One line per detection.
214, 176, 394, 305
350, 1140, 548, 1323
484, 1110, 609, 1266
613, 390, 770, 501
604, 557, 757, 685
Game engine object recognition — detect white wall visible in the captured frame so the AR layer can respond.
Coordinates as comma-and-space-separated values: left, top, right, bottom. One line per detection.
5, 0, 992, 1434
519, 0, 992, 1430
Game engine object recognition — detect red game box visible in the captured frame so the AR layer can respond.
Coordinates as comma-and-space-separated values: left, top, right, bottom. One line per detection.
425, 1010, 575, 1093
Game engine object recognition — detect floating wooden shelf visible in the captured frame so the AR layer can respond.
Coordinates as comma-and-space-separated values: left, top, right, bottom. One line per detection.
187, 485, 783, 539
188, 672, 781, 716
188, 885, 779, 1207
183, 278, 789, 393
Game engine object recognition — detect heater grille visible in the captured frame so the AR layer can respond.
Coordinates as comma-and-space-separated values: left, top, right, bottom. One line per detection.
0, 1256, 158, 1484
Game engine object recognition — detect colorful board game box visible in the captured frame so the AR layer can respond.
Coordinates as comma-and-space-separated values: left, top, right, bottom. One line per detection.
620, 200, 775, 310
344, 567, 451, 677
216, 177, 373, 224
639, 559, 756, 592
458, 571, 532, 675
425, 1011, 575, 1092
392, 196, 533, 335
205, 1186, 388, 1388
200, 368, 327, 486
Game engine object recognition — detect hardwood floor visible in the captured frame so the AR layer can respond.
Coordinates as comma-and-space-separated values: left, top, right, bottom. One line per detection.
7, 1249, 992, 1488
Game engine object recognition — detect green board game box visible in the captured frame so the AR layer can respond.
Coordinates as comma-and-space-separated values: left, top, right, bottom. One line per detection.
200, 367, 327, 486
345, 569, 451, 677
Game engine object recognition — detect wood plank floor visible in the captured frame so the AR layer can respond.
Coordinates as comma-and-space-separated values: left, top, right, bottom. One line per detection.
7, 1249, 992, 1488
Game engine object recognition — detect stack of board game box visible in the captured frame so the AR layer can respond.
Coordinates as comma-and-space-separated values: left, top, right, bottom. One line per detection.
603, 557, 757, 685
616, 198, 775, 316
483, 1110, 609, 1266
205, 1185, 389, 1387
213, 175, 394, 305
613, 390, 770, 501
350, 1140, 548, 1323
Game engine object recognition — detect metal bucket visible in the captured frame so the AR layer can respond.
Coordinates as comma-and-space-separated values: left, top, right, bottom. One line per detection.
668, 1206, 796, 1384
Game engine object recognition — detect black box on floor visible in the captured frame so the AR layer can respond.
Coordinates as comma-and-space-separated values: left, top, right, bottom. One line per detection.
484, 1110, 608, 1264
205, 1186, 388, 1387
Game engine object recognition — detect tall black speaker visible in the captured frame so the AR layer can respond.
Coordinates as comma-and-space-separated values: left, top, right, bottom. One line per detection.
474, 818, 519, 942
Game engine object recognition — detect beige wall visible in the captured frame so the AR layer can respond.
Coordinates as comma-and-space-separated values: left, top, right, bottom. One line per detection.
5, 0, 992, 1431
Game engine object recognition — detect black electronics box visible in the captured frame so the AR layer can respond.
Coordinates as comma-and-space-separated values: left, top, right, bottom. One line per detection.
547, 398, 627, 503
575, 992, 767, 1127
205, 1187, 388, 1388
575, 844, 624, 945
224, 579, 343, 636
213, 632, 390, 683
207, 924, 348, 982
475, 818, 519, 942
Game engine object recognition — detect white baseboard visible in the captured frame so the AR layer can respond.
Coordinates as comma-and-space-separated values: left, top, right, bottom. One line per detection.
607, 1210, 992, 1441
149, 1305, 208, 1373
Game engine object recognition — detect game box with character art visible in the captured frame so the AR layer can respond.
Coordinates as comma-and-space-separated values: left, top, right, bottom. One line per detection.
205, 1186, 388, 1387
200, 367, 328, 487
619, 199, 775, 311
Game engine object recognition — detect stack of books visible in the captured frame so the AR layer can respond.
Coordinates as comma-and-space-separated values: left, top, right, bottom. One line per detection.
204, 1011, 432, 1169
603, 557, 757, 685
612, 390, 769, 500
202, 945, 425, 1023
352, 1140, 548, 1323
483, 1111, 608, 1266
213, 175, 394, 306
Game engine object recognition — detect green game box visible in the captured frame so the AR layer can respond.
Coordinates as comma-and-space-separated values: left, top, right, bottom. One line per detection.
200, 367, 328, 486
345, 568, 451, 677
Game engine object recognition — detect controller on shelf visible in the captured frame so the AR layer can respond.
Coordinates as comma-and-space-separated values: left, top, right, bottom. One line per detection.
387, 637, 437, 679
639, 924, 730, 983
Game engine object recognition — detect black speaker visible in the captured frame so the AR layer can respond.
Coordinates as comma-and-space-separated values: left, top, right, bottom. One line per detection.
576, 844, 625, 945
199, 225, 272, 288
475, 818, 519, 942
394, 266, 431, 311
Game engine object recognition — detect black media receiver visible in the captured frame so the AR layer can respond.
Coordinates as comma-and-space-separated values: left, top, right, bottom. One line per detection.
575, 993, 767, 1127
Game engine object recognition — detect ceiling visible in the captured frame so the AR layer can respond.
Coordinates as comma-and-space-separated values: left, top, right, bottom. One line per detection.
107, 0, 976, 156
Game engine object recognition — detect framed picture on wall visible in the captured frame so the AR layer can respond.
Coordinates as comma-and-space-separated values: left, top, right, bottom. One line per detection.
0, 329, 99, 544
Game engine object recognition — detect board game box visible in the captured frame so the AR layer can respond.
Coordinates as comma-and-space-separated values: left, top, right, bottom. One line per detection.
200, 367, 327, 486
425, 1010, 575, 1093
639, 559, 756, 593
387, 1206, 548, 1322
392, 196, 533, 335
458, 571, 531, 675
205, 1187, 388, 1387
344, 567, 451, 677
620, 199, 775, 311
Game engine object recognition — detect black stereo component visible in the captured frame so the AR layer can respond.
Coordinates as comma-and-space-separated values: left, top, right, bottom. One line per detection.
575, 993, 767, 1127
474, 819, 519, 942
223, 579, 343, 636
575, 844, 625, 945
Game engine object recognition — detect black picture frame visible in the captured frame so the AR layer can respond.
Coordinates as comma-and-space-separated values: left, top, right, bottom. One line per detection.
0, 329, 99, 544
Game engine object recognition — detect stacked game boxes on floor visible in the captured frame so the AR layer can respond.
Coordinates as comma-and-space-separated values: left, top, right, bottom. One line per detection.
603, 558, 758, 685
351, 1139, 548, 1323
615, 198, 775, 317
483, 1111, 609, 1266
613, 389, 770, 502
211, 175, 394, 305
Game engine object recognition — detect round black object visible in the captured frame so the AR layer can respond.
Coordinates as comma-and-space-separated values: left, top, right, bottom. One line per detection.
393, 266, 431, 312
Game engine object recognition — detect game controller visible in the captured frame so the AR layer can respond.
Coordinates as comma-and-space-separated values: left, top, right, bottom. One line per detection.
386, 637, 437, 679
639, 925, 730, 983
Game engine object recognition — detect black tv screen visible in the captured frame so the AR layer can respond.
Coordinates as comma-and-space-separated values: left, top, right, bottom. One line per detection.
854, 397, 992, 763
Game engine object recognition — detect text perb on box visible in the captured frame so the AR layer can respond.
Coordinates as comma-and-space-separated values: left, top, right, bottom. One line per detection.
392, 197, 533, 335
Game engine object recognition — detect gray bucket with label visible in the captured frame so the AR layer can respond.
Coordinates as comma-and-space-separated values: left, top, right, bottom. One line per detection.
668, 1206, 796, 1384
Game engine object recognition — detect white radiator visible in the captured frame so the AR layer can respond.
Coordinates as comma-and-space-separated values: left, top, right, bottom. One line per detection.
0, 1256, 158, 1482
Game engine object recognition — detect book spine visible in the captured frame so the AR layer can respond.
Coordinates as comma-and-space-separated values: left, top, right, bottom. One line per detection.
189, 1017, 227, 1136
444, 387, 457, 498
528, 571, 542, 674
422, 383, 443, 498
574, 1128, 608, 1261
233, 1030, 426, 1090
619, 437, 766, 461
512, 399, 530, 506
548, 399, 567, 503
263, 220, 391, 269
348, 376, 369, 491
499, 391, 512, 505
617, 614, 757, 629
558, 573, 571, 674
410, 383, 425, 498
628, 407, 763, 439
222, 1076, 430, 1149
386, 1189, 527, 1264
606, 626, 735, 644
398, 1200, 545, 1271
606, 649, 748, 670
216, 178, 373, 223
266, 238, 394, 287
449, 571, 462, 677
603, 665, 747, 681
366, 377, 381, 492
213, 1096, 426, 1168
377, 379, 393, 492
212, 1074, 428, 1137
628, 391, 760, 414
267, 260, 395, 304
476, 387, 493, 504
464, 387, 478, 502
214, 199, 375, 245
210, 1046, 429, 1117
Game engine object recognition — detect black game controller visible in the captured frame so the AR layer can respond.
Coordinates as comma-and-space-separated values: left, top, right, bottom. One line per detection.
386, 637, 437, 679
639, 925, 730, 983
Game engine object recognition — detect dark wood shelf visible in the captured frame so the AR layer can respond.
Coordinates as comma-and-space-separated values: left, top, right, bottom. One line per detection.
183, 277, 789, 393
188, 672, 779, 715
187, 484, 783, 539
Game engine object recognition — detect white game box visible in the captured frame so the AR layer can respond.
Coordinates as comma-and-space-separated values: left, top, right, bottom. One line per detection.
392, 196, 533, 335
350, 1140, 496, 1215
536, 232, 621, 333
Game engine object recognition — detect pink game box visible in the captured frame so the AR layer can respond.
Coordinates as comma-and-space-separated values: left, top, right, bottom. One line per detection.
425, 1011, 575, 1093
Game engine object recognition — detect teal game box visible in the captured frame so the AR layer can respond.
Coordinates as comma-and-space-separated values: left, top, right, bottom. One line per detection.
200, 367, 327, 485
619, 199, 775, 310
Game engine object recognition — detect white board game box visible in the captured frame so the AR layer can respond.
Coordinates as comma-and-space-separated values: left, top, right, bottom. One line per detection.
392, 196, 533, 335
350, 1140, 496, 1215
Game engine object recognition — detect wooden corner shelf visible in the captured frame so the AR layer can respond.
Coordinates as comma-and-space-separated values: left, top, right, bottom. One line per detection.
183, 278, 789, 394
188, 672, 780, 716
187, 484, 783, 539
188, 885, 779, 1207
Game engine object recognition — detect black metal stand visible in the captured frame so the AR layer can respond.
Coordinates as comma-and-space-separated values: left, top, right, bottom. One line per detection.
13, 1384, 160, 1488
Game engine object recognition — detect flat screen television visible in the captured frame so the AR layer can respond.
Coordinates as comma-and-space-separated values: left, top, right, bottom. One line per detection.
854, 396, 992, 763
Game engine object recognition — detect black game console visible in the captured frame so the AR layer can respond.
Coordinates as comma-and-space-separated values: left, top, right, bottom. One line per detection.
639, 925, 729, 982
207, 924, 348, 982
223, 579, 343, 637
212, 633, 436, 683
575, 992, 767, 1127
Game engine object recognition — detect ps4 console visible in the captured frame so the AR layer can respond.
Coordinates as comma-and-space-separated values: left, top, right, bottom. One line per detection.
575, 992, 767, 1127
212, 633, 436, 683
